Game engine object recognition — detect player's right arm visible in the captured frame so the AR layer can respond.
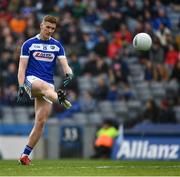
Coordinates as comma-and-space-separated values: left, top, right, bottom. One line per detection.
18, 41, 30, 86
18, 58, 29, 86
17, 41, 30, 103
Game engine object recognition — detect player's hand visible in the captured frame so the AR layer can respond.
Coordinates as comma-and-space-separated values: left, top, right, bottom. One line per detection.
57, 89, 66, 103
57, 89, 72, 109
17, 85, 25, 103
63, 73, 73, 87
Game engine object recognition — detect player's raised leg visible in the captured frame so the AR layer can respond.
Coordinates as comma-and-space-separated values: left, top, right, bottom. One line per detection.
31, 79, 71, 108
30, 79, 58, 103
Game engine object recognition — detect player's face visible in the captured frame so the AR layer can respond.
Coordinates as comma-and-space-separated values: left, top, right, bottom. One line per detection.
40, 21, 56, 40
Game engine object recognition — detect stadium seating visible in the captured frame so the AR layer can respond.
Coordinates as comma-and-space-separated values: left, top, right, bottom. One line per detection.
2, 107, 15, 124
173, 106, 180, 122
72, 113, 88, 124
88, 112, 103, 124
0, 0, 179, 129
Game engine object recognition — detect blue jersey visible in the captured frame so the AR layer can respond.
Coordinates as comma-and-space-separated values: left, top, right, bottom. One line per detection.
20, 34, 66, 84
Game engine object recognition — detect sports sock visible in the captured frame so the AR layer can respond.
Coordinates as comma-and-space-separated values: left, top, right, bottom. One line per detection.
22, 145, 33, 156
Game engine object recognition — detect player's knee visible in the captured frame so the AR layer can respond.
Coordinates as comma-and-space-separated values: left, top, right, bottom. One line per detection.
42, 88, 52, 97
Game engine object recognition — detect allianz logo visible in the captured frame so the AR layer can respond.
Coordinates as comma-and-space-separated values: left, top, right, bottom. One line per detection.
117, 140, 179, 159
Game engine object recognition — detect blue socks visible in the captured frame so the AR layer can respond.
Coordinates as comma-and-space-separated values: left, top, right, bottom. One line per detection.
23, 145, 33, 156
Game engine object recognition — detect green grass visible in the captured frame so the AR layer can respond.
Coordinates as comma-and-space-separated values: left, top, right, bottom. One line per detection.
0, 159, 180, 176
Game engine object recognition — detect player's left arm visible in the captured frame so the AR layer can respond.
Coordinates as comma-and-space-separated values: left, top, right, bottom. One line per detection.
57, 42, 73, 87
58, 57, 73, 75
58, 57, 73, 87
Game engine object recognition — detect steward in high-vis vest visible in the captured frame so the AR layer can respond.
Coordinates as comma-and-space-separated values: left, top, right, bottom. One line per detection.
92, 119, 118, 158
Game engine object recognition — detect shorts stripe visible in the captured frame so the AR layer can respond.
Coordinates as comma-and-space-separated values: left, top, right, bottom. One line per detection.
24, 78, 32, 97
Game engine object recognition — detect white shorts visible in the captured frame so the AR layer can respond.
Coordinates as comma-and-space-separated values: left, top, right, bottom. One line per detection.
24, 75, 54, 104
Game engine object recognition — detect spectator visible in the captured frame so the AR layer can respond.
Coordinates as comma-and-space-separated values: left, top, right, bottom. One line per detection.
91, 119, 118, 159
8, 0, 20, 13
115, 23, 132, 45
155, 23, 171, 47
66, 35, 84, 56
154, 63, 169, 82
94, 33, 108, 57
20, 1, 35, 17
139, 99, 162, 123
95, 55, 109, 75
0, 0, 8, 11
0, 50, 12, 72
84, 7, 98, 24
109, 55, 129, 84
69, 53, 82, 77
101, 11, 120, 33
107, 33, 122, 59
144, 61, 156, 81
9, 14, 27, 34
152, 8, 171, 30
0, 9, 12, 24
125, 99, 162, 128
122, 83, 135, 101
41, 0, 57, 13
158, 99, 177, 123
171, 59, 180, 82
4, 62, 18, 87
83, 52, 98, 76
165, 44, 179, 67
144, 22, 154, 39
72, 0, 87, 19
4, 84, 17, 106
124, 0, 139, 18
149, 37, 165, 64
94, 76, 108, 101
82, 32, 95, 52
107, 83, 118, 101
79, 91, 96, 112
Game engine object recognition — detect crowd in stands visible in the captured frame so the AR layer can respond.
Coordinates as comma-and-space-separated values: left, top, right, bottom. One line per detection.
0, 0, 180, 125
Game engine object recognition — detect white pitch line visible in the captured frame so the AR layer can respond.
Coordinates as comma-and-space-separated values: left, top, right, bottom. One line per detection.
95, 165, 180, 169
10, 165, 180, 170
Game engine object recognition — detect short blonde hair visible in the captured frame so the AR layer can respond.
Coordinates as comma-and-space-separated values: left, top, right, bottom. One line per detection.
43, 15, 57, 25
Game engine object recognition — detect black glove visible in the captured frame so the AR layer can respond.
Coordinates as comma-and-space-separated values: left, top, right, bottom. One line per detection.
57, 89, 72, 109
57, 89, 66, 103
63, 73, 73, 87
17, 86, 25, 103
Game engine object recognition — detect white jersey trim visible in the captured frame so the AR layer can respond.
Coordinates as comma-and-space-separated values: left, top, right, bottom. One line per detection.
58, 55, 66, 59
20, 55, 29, 58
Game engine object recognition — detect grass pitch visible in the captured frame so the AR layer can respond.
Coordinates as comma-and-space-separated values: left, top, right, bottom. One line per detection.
0, 159, 180, 176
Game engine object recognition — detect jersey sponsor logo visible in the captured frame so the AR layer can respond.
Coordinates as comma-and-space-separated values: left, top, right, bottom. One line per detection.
116, 140, 180, 160
33, 51, 55, 62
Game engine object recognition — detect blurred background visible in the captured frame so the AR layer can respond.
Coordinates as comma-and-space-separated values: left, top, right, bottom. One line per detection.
0, 0, 180, 160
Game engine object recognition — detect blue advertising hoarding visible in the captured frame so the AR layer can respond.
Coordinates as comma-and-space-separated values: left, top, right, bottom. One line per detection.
112, 135, 180, 160
59, 125, 83, 158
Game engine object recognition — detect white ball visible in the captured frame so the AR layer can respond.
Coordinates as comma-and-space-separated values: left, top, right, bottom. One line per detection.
133, 33, 152, 51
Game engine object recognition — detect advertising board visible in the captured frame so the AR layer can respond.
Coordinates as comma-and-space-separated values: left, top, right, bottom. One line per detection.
112, 135, 180, 160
